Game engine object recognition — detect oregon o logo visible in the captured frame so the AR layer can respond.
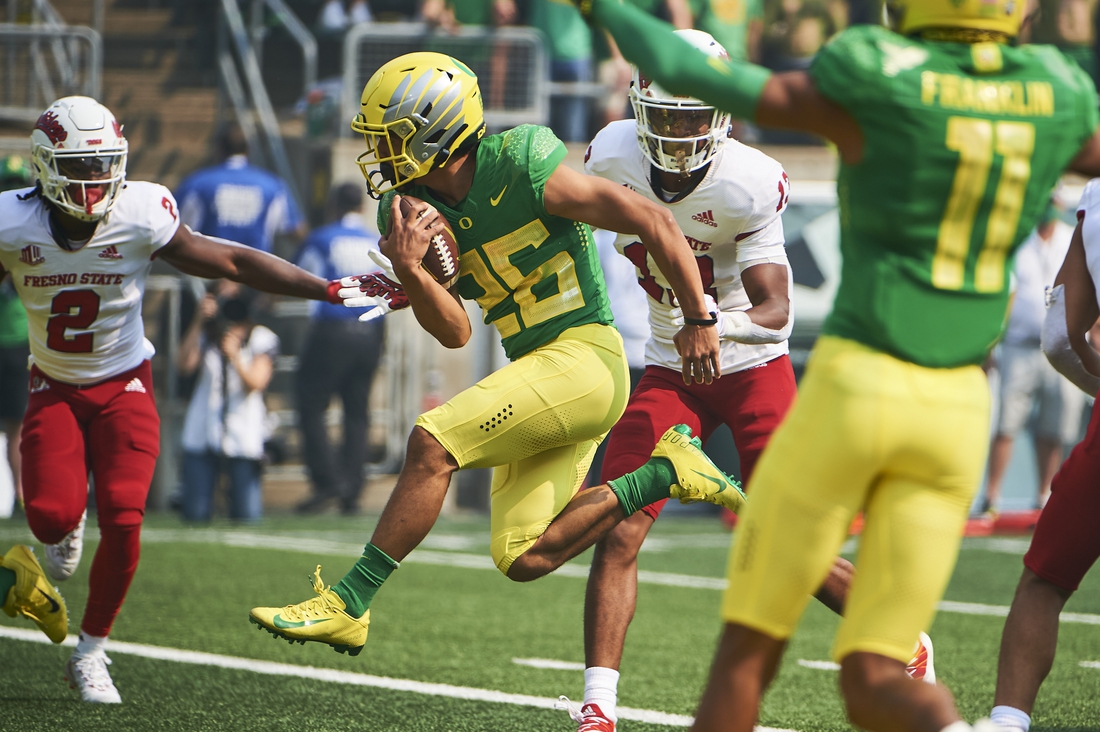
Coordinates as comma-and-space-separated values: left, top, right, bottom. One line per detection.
459, 217, 473, 230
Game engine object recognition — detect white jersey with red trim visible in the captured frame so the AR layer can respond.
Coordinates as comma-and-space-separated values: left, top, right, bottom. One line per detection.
0, 181, 180, 384
585, 120, 791, 374
1077, 179, 1100, 309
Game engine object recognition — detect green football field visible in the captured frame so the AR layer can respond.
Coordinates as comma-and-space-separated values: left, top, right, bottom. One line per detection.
1, 513, 1098, 732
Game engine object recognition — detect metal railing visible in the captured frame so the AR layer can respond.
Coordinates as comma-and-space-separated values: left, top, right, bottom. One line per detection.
217, 0, 302, 211
342, 23, 550, 135
0, 23, 101, 123
248, 0, 317, 101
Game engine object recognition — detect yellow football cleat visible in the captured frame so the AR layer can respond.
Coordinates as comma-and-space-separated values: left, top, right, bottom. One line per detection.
249, 565, 369, 656
1, 544, 68, 643
652, 424, 747, 513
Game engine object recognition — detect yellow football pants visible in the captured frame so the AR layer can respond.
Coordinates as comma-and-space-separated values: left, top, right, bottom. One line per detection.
724, 336, 990, 662
417, 323, 629, 575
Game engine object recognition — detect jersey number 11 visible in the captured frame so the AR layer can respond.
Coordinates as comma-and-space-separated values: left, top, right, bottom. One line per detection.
932, 116, 1034, 295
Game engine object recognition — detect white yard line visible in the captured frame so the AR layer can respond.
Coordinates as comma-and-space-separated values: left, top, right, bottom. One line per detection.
797, 660, 841, 671
512, 657, 586, 671
2, 527, 1098, 625
0, 626, 801, 731
1080, 661, 1100, 669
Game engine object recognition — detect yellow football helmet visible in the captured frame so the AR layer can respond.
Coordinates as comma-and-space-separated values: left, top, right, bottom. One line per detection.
351, 52, 485, 197
890, 0, 1025, 37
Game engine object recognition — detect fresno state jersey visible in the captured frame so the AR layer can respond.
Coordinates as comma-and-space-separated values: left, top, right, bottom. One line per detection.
0, 181, 180, 384
585, 119, 791, 374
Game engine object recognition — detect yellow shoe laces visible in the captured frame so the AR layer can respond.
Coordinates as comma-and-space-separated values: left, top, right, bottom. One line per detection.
278, 566, 342, 622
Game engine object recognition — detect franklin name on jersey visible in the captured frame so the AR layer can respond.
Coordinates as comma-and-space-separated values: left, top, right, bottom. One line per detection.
0, 181, 181, 384
585, 119, 792, 373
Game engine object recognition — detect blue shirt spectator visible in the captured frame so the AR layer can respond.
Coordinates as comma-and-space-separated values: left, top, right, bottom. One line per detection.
175, 123, 306, 253
294, 186, 383, 321
294, 182, 386, 516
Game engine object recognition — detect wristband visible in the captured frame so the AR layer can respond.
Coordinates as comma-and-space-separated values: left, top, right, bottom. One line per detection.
325, 280, 343, 305
683, 312, 719, 327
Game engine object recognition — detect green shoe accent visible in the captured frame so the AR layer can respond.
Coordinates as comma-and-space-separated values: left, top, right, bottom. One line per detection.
0, 566, 14, 608
333, 543, 399, 619
608, 457, 678, 517
273, 614, 332, 629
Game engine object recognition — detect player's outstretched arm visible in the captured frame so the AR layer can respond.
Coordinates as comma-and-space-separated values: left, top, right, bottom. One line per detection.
584, 0, 862, 162
544, 163, 721, 384
157, 225, 330, 300
1043, 220, 1100, 395
380, 195, 471, 349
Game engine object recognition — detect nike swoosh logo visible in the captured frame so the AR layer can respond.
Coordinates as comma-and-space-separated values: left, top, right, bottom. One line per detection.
490, 186, 507, 206
691, 470, 726, 492
273, 614, 331, 629
35, 587, 60, 613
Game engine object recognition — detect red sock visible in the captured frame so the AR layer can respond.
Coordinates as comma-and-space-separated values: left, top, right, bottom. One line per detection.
81, 519, 141, 637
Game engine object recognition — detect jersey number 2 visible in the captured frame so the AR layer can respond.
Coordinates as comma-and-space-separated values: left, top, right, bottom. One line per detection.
932, 117, 1035, 293
47, 290, 100, 353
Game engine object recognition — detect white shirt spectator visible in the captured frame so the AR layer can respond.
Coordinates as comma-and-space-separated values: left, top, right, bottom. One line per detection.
349, 0, 373, 24
1004, 219, 1074, 346
318, 0, 348, 29
181, 325, 279, 460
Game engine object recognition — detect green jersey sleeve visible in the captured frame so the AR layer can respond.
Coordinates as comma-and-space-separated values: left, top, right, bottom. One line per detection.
503, 125, 568, 218
810, 26, 894, 111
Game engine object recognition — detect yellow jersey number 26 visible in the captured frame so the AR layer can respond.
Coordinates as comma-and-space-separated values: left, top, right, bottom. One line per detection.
459, 219, 586, 339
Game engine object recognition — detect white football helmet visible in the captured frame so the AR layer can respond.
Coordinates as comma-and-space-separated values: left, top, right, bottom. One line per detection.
629, 29, 731, 176
30, 96, 128, 222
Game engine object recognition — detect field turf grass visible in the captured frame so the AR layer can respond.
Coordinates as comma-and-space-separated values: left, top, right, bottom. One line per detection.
1, 513, 1098, 731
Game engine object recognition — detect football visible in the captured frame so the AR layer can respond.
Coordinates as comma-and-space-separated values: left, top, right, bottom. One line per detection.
398, 195, 460, 289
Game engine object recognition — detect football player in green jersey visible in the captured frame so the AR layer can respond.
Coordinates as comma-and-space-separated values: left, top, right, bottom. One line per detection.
249, 52, 747, 657
573, 0, 1100, 730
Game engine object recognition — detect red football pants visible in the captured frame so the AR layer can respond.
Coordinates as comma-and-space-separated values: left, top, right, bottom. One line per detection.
21, 360, 159, 637
1025, 398, 1100, 592
600, 356, 797, 520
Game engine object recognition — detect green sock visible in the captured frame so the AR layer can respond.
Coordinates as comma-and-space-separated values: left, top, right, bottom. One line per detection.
332, 543, 399, 619
0, 566, 15, 607
608, 457, 677, 517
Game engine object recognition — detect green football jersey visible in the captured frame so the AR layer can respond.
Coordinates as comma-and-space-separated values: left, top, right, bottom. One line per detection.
810, 25, 1099, 368
379, 124, 614, 361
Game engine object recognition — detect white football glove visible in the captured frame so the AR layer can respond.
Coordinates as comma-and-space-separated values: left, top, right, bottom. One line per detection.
330, 250, 409, 322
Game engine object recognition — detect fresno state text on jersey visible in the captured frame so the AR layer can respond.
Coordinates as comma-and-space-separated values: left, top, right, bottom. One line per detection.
0, 181, 180, 384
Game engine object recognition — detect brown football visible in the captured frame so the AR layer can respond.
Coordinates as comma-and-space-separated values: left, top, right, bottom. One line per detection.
398, 195, 460, 289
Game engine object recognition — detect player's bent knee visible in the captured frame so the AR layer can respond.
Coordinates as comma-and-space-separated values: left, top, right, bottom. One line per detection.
838, 653, 907, 705
1018, 567, 1075, 603
504, 554, 543, 583
24, 501, 84, 544
96, 505, 144, 530
499, 539, 563, 583
407, 426, 459, 475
